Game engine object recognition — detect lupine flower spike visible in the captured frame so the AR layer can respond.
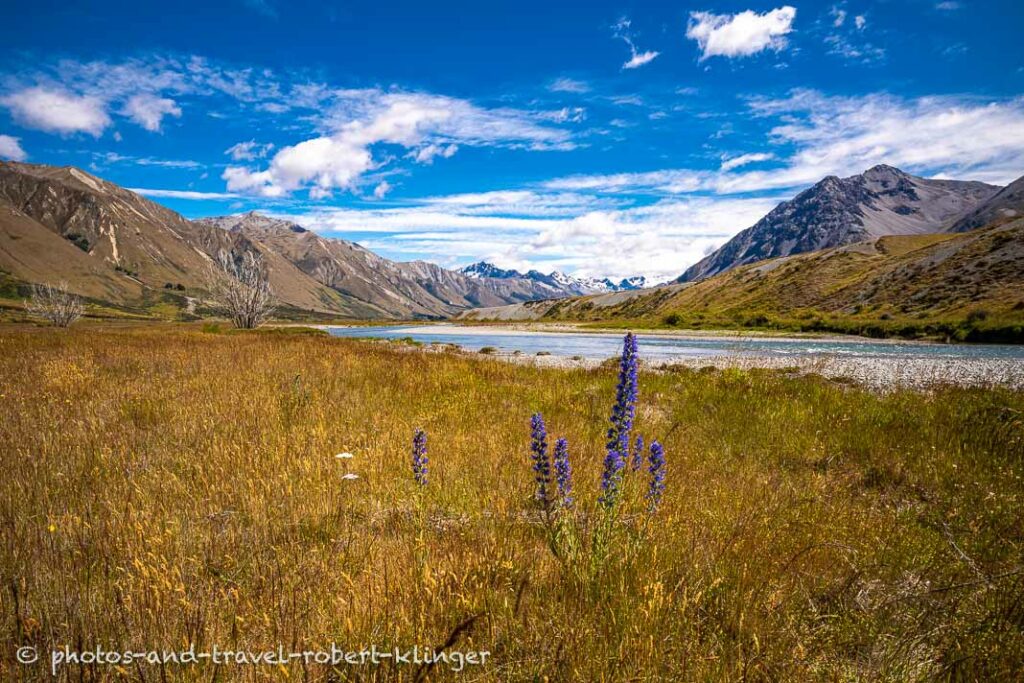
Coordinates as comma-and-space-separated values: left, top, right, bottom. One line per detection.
631, 435, 644, 472
552, 438, 573, 509
530, 413, 551, 506
646, 441, 666, 512
412, 428, 428, 486
606, 332, 639, 457
600, 333, 639, 508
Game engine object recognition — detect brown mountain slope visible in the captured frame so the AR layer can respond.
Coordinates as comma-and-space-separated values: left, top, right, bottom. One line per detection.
462, 219, 1024, 342
0, 162, 362, 315
196, 212, 570, 318
0, 201, 142, 302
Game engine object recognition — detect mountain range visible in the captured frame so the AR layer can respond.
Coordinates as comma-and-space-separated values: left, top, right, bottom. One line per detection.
0, 161, 634, 319
2, 160, 1022, 333
460, 261, 647, 295
678, 165, 1001, 282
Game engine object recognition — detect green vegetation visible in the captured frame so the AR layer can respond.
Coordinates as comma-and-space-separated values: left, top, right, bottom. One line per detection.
486, 223, 1024, 343
1, 327, 1022, 680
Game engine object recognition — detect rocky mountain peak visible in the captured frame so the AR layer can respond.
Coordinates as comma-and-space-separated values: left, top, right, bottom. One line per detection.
677, 164, 1001, 283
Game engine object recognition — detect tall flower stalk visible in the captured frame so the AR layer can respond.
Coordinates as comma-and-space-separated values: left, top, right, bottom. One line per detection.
530, 413, 551, 506
606, 332, 639, 456
599, 333, 639, 509
412, 428, 428, 486
646, 441, 666, 512
552, 438, 573, 509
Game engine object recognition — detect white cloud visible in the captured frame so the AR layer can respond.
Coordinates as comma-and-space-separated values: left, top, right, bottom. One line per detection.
130, 188, 240, 200
0, 135, 27, 161
548, 78, 591, 94
123, 93, 182, 132
411, 143, 459, 164
623, 50, 660, 70
99, 152, 202, 169
686, 6, 797, 60
739, 90, 1024, 189
542, 107, 586, 123
935, 1, 960, 9
543, 92, 1024, 195
275, 194, 780, 282
854, 15, 866, 29
831, 8, 847, 27
614, 17, 660, 70
720, 152, 774, 171
225, 139, 275, 160
372, 181, 392, 199
224, 90, 574, 198
0, 87, 110, 136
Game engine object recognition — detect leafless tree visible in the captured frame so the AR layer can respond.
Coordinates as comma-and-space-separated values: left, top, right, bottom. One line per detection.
25, 281, 84, 327
207, 249, 275, 329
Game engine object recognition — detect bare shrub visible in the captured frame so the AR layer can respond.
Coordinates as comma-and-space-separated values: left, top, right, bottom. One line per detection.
25, 281, 84, 327
206, 249, 275, 329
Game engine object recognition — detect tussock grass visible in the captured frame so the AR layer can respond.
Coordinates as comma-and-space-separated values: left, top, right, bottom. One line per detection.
1, 327, 1022, 680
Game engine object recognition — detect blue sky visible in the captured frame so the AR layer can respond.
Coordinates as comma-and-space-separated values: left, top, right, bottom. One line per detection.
1, 0, 1023, 281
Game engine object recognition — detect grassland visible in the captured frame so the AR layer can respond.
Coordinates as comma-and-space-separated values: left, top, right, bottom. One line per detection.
2, 326, 1023, 681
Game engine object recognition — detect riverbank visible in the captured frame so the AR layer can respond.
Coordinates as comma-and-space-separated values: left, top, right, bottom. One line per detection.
322, 323, 1024, 391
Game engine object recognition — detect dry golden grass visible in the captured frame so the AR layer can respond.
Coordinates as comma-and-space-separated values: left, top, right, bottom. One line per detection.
1, 326, 1022, 681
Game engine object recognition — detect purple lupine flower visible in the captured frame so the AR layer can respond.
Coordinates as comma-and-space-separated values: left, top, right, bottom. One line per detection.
552, 437, 573, 509
599, 333, 639, 508
598, 449, 626, 509
530, 413, 551, 505
412, 428, 428, 486
646, 440, 666, 512
606, 333, 639, 458
631, 434, 645, 472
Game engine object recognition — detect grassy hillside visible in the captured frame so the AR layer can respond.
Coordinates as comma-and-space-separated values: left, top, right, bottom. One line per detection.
466, 219, 1024, 342
1, 327, 1022, 679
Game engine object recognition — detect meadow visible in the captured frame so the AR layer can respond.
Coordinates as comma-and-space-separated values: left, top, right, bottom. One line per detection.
1, 325, 1022, 681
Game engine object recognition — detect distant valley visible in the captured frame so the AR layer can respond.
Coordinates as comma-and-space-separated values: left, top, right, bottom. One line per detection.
2, 160, 1022, 340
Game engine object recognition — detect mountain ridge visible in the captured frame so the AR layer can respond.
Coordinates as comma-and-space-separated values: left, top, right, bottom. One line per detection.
678, 164, 1001, 283
0, 162, 600, 318
460, 260, 647, 294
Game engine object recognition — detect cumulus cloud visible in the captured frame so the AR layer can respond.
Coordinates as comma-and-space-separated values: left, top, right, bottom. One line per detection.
0, 134, 27, 161
0, 87, 110, 136
123, 94, 182, 131
686, 6, 797, 60
372, 181, 392, 199
224, 90, 574, 198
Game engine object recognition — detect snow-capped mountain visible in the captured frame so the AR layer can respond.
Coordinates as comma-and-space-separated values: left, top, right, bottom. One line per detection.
460, 261, 647, 295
